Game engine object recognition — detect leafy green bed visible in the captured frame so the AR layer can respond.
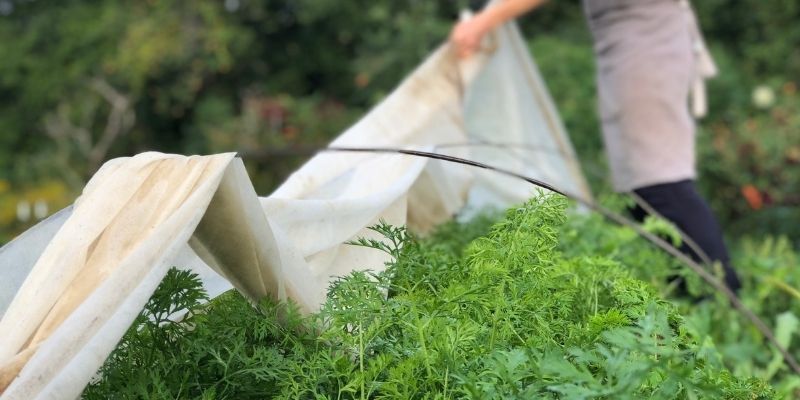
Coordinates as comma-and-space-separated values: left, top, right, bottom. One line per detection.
84, 194, 796, 399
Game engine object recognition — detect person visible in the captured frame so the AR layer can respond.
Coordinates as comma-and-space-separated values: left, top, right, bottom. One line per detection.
450, 0, 741, 292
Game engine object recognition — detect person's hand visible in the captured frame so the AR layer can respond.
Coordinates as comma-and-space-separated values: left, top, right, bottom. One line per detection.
449, 15, 491, 59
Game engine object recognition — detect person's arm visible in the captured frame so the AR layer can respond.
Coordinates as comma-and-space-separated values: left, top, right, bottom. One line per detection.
450, 0, 548, 58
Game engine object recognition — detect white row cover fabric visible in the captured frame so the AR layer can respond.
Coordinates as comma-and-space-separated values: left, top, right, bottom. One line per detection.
0, 21, 590, 399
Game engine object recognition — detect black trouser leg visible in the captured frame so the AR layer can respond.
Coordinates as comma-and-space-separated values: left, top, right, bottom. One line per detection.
630, 179, 742, 292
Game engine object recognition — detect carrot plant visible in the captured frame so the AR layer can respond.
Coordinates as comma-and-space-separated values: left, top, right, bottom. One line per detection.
84, 194, 777, 399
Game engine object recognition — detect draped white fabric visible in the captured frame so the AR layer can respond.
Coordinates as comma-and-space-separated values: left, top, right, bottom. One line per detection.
0, 21, 590, 399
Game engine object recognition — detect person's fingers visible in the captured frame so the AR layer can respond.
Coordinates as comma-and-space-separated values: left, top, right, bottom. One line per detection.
449, 21, 466, 42
450, 19, 484, 59
458, 41, 477, 58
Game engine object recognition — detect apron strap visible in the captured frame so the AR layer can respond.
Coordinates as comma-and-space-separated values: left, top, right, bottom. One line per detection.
680, 0, 717, 118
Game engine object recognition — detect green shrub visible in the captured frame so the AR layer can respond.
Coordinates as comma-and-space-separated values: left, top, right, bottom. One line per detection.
697, 83, 800, 240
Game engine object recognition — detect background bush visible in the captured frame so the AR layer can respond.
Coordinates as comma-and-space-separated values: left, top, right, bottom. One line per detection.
0, 0, 797, 242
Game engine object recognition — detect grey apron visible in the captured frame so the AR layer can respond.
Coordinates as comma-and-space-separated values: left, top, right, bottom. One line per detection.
583, 0, 715, 192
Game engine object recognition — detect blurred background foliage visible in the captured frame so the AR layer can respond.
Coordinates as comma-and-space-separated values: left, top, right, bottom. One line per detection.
0, 0, 797, 243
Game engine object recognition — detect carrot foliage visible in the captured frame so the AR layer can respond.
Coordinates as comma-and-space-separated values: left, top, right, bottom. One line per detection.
83, 194, 776, 399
